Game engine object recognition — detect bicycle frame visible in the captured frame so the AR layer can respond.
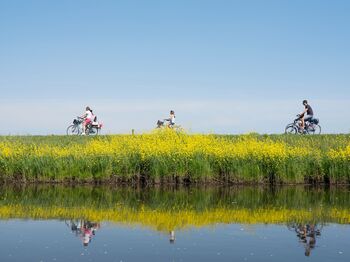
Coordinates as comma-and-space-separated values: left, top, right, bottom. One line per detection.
286, 116, 320, 134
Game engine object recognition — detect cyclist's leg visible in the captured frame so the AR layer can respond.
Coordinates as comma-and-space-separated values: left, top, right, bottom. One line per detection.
304, 115, 313, 127
164, 120, 171, 128
300, 117, 305, 130
83, 119, 90, 134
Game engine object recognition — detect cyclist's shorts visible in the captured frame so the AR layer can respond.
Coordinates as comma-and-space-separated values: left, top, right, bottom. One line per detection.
84, 118, 92, 125
304, 115, 313, 122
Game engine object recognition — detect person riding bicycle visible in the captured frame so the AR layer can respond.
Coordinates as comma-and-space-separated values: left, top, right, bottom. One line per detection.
300, 100, 314, 131
81, 106, 93, 135
165, 110, 176, 128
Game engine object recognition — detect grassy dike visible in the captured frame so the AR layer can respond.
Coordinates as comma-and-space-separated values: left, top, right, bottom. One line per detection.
0, 131, 350, 184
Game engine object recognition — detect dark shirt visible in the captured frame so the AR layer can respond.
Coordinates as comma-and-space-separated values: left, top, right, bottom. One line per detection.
305, 105, 314, 116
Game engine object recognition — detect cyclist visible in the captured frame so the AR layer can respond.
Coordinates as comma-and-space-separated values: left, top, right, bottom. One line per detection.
165, 110, 176, 128
81, 106, 93, 135
300, 100, 314, 132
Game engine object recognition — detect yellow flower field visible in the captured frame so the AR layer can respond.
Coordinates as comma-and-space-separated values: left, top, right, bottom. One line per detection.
0, 131, 349, 183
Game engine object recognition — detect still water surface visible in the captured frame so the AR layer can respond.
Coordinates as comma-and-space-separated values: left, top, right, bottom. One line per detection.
0, 186, 349, 262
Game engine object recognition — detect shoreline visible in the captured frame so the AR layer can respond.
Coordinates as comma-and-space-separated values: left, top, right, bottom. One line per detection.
1, 176, 350, 186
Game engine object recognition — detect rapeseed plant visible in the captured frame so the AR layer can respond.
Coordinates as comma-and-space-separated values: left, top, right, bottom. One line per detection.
0, 131, 349, 184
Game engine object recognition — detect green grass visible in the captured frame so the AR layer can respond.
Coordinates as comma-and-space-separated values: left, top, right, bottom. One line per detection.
0, 133, 350, 184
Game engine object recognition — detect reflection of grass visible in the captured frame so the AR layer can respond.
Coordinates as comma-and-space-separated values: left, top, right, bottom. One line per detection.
0, 186, 349, 231
1, 132, 350, 183
0, 205, 349, 232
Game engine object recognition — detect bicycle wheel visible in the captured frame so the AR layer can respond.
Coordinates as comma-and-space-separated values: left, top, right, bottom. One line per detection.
87, 126, 99, 136
285, 124, 297, 134
66, 125, 80, 135
307, 124, 321, 135
316, 125, 322, 134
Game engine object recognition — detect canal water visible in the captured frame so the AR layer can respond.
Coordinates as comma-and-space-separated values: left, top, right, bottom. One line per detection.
0, 186, 349, 262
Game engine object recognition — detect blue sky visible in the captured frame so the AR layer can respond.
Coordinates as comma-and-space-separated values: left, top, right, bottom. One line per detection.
1, 0, 349, 134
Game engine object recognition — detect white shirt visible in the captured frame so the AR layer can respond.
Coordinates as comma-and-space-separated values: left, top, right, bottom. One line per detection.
170, 115, 175, 124
86, 110, 93, 120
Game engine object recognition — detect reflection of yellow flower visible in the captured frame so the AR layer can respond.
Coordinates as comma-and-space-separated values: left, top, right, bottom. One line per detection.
0, 205, 349, 232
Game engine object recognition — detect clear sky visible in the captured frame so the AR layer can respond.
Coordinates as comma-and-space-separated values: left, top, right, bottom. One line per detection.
1, 0, 349, 134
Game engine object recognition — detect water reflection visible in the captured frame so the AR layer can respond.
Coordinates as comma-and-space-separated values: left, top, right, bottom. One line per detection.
63, 220, 325, 256
1, 185, 349, 227
65, 220, 100, 247
0, 185, 349, 259
288, 223, 322, 256
169, 230, 176, 244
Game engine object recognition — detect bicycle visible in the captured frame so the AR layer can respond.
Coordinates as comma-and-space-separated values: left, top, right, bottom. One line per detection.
66, 117, 101, 136
285, 114, 321, 135
156, 120, 184, 132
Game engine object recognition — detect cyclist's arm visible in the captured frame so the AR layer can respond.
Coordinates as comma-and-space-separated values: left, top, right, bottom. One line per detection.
300, 108, 307, 116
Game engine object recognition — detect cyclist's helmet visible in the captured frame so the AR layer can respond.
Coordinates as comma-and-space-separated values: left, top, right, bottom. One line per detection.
302, 100, 308, 105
